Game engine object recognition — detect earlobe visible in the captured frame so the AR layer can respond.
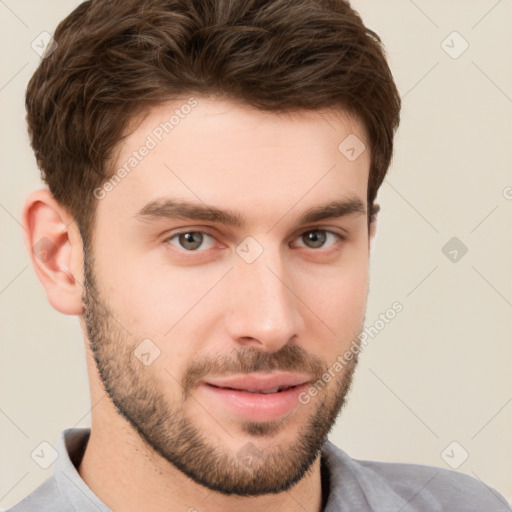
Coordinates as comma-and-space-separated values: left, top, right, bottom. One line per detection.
368, 202, 379, 249
368, 216, 378, 250
23, 189, 84, 315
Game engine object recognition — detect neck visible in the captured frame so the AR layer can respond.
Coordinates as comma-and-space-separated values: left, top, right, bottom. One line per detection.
78, 414, 324, 512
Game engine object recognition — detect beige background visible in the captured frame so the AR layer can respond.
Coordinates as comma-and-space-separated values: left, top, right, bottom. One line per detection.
1, 0, 511, 509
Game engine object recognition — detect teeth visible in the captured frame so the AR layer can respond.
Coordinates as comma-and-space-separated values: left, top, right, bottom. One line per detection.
245, 387, 280, 394
262, 387, 280, 394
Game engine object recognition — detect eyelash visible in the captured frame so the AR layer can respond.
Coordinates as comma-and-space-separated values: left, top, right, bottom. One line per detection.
163, 228, 346, 254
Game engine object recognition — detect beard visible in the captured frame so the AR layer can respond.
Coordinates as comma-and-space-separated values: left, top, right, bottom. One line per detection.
81, 247, 361, 496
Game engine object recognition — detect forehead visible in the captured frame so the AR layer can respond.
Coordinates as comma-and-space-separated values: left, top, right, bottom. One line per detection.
97, 97, 370, 227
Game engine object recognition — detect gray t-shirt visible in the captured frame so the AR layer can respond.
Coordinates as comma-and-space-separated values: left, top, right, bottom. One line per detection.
6, 427, 511, 511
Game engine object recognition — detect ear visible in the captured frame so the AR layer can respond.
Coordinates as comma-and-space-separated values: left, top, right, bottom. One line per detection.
369, 216, 377, 246
22, 189, 84, 315
368, 203, 379, 249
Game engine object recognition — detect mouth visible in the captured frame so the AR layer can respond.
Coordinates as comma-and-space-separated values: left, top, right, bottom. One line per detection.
203, 372, 310, 391
207, 384, 300, 394
198, 373, 311, 422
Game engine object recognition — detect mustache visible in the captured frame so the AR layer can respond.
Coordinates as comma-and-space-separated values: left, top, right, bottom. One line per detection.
182, 344, 327, 395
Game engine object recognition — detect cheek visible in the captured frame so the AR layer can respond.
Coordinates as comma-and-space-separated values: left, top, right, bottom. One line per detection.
98, 252, 216, 337
298, 248, 369, 349
316, 273, 367, 327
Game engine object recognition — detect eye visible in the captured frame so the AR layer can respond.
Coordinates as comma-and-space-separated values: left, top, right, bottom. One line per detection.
292, 229, 343, 250
165, 231, 217, 251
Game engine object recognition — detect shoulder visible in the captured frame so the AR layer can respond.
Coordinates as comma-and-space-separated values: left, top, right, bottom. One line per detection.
5, 476, 72, 512
358, 458, 510, 511
322, 440, 511, 511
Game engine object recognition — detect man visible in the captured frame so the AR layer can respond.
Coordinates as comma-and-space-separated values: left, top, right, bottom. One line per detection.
9, 0, 510, 510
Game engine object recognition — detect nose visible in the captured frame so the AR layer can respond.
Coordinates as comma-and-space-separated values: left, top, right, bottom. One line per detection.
224, 248, 303, 352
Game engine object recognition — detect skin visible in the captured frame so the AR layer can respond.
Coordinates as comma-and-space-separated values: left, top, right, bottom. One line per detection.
24, 97, 376, 512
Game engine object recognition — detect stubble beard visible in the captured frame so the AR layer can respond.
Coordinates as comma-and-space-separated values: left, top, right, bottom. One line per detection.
81, 248, 360, 496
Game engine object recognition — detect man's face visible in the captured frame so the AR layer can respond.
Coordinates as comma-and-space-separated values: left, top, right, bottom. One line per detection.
82, 98, 372, 495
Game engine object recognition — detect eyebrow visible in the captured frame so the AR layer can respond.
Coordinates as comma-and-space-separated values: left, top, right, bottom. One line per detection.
135, 196, 366, 229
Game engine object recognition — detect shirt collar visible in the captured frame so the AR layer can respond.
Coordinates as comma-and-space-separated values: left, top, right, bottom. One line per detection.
321, 439, 409, 511
54, 428, 408, 511
54, 427, 111, 511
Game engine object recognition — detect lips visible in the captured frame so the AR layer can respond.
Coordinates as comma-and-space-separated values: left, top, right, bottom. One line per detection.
203, 373, 310, 393
198, 373, 311, 422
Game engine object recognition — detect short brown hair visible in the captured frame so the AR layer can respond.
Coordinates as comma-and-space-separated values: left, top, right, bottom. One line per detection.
26, 0, 400, 246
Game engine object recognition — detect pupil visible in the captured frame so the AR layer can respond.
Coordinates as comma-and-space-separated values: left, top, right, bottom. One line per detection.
305, 230, 326, 248
180, 232, 202, 250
